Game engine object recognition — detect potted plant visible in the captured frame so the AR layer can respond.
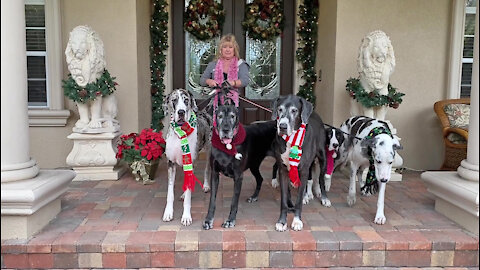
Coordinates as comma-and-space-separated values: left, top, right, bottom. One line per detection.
116, 128, 166, 184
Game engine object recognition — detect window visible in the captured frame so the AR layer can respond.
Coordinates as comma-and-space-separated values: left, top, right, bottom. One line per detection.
461, 0, 477, 97
26, 0, 47, 107
25, 0, 70, 126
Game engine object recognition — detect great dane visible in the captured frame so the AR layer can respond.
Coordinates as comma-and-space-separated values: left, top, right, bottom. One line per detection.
203, 105, 278, 229
271, 95, 329, 231
162, 89, 212, 226
339, 116, 402, 224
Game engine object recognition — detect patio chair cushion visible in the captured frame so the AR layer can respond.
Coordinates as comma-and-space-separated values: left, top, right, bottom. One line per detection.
444, 103, 470, 144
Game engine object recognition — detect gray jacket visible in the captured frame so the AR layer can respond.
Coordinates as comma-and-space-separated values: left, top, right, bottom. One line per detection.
200, 59, 250, 87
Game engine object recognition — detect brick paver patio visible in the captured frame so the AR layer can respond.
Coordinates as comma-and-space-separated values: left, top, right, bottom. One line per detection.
1, 157, 478, 269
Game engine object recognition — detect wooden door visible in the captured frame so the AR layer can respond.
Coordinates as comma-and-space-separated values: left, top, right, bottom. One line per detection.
172, 0, 295, 124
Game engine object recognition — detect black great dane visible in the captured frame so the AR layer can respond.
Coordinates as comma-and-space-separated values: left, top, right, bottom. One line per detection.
272, 95, 329, 231
203, 105, 278, 230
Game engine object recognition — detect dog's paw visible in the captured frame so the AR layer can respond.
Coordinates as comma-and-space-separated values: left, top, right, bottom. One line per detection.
271, 178, 279, 188
347, 194, 356, 206
179, 192, 185, 201
203, 184, 210, 193
291, 217, 303, 231
181, 213, 192, 226
314, 184, 322, 198
222, 220, 236, 228
247, 196, 258, 203
324, 175, 332, 192
374, 214, 386, 225
275, 222, 288, 232
302, 196, 310, 205
361, 189, 373, 196
202, 219, 214, 230
163, 207, 174, 222
321, 197, 332, 207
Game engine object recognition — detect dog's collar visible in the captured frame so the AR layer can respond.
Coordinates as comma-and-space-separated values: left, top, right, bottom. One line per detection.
211, 123, 246, 156
365, 126, 392, 140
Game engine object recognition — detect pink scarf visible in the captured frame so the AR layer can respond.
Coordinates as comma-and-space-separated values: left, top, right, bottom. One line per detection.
213, 57, 239, 108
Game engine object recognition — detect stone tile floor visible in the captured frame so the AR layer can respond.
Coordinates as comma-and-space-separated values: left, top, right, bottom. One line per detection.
1, 157, 478, 269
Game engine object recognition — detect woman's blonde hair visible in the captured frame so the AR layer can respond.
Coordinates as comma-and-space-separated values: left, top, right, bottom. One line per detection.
215, 34, 240, 60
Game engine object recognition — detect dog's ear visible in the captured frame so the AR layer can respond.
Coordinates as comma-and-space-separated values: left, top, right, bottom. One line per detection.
162, 92, 171, 116
300, 97, 313, 124
392, 136, 403, 151
187, 90, 198, 113
270, 97, 280, 120
361, 137, 377, 149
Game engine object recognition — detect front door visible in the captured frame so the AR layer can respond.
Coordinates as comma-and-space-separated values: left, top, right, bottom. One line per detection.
172, 0, 294, 124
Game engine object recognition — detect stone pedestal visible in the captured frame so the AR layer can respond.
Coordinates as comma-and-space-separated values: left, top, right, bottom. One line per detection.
1, 170, 76, 239
66, 131, 126, 181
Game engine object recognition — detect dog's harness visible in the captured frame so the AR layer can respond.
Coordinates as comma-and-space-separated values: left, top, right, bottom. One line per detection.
281, 123, 307, 188
211, 123, 246, 159
171, 112, 203, 192
361, 126, 392, 195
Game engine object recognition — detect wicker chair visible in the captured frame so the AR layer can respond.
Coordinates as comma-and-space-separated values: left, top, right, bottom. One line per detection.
434, 98, 470, 170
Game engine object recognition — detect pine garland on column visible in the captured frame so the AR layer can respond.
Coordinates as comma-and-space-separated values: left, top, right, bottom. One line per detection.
150, 0, 169, 130
296, 0, 319, 106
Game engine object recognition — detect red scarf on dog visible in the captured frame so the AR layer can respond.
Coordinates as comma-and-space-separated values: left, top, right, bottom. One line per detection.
281, 123, 307, 188
211, 123, 246, 156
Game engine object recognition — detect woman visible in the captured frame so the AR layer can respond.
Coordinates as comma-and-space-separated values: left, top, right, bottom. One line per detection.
200, 34, 250, 108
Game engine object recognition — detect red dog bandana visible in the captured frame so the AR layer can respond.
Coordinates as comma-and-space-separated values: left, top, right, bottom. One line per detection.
211, 123, 246, 157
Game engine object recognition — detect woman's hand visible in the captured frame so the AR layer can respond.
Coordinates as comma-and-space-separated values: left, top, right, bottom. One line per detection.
228, 80, 240, 88
206, 79, 218, 87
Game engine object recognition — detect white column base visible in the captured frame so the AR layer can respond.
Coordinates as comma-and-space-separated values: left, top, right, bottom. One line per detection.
421, 171, 479, 235
1, 169, 76, 240
457, 159, 479, 182
67, 131, 124, 181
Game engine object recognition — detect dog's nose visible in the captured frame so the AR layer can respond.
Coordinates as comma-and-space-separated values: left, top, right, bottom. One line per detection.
380, 178, 388, 183
333, 143, 339, 148
178, 109, 185, 116
279, 123, 287, 130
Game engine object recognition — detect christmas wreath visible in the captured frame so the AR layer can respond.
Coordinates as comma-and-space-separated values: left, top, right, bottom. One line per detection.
184, 0, 225, 41
242, 0, 284, 41
62, 69, 117, 104
346, 77, 405, 109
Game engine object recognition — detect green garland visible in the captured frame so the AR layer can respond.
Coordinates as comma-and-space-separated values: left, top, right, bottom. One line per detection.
242, 0, 284, 41
296, 0, 318, 106
184, 0, 225, 41
346, 77, 405, 109
150, 0, 169, 130
62, 69, 117, 104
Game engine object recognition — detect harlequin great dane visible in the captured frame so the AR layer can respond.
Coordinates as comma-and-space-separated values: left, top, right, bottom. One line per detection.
162, 89, 212, 226
271, 95, 329, 231
339, 116, 402, 224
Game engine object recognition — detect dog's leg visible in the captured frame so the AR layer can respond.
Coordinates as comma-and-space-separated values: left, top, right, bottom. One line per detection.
271, 161, 279, 188
303, 164, 314, 205
202, 147, 211, 193
203, 169, 219, 230
181, 189, 192, 226
317, 154, 331, 207
247, 165, 263, 203
223, 172, 244, 228
347, 163, 359, 206
163, 161, 176, 222
292, 169, 309, 231
374, 182, 387, 224
275, 165, 289, 232
312, 161, 322, 198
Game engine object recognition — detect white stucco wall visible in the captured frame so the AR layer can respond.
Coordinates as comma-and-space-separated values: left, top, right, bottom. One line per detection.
316, 0, 451, 170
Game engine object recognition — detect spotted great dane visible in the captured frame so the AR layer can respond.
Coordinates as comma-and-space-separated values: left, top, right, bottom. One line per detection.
162, 89, 212, 226
339, 116, 402, 224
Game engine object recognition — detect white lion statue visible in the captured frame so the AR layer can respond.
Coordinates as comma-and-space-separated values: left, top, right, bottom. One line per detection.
352, 30, 396, 120
65, 25, 118, 132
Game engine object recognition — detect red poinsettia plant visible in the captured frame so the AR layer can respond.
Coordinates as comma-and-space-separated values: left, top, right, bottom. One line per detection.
116, 128, 166, 163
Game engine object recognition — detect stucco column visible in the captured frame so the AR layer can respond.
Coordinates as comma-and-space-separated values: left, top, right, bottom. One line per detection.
457, 3, 479, 182
1, 0, 75, 240
1, 0, 39, 182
